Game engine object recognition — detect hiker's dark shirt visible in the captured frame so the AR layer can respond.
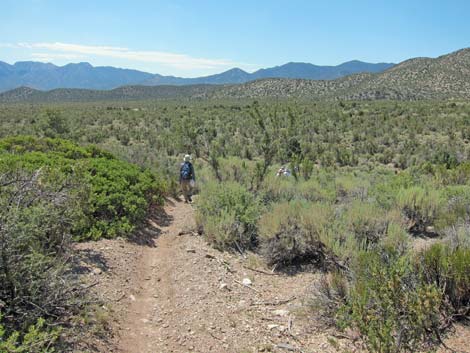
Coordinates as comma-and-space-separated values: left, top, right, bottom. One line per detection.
180, 161, 195, 182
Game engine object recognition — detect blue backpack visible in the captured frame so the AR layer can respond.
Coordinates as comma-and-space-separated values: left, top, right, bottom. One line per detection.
180, 162, 192, 180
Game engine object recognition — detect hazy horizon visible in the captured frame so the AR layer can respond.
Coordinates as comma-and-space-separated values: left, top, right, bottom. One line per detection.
0, 56, 401, 76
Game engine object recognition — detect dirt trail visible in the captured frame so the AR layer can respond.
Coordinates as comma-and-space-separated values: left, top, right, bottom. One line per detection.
115, 199, 196, 352
76, 199, 470, 353
92, 199, 343, 353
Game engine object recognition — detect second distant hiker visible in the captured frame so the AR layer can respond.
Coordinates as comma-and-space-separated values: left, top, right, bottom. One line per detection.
180, 154, 196, 203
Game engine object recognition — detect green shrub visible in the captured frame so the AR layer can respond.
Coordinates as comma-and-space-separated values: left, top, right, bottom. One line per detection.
335, 174, 370, 201
297, 178, 336, 202
260, 176, 297, 203
371, 172, 414, 210
260, 175, 335, 204
0, 316, 60, 353
445, 222, 470, 248
311, 271, 349, 325
340, 249, 442, 353
301, 158, 315, 180
196, 181, 261, 250
79, 158, 163, 240
0, 136, 165, 240
379, 221, 411, 256
0, 168, 83, 351
343, 201, 390, 245
397, 186, 445, 233
258, 201, 334, 267
218, 157, 257, 186
0, 135, 112, 159
448, 162, 470, 185
418, 243, 470, 316
440, 185, 470, 226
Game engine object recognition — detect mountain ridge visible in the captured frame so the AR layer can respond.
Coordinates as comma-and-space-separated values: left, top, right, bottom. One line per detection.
1, 48, 469, 103
0, 59, 394, 92
141, 61, 394, 86
0, 61, 154, 92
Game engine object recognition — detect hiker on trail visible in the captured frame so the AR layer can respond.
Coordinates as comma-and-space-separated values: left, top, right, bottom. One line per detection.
276, 165, 291, 177
276, 166, 286, 177
180, 154, 195, 203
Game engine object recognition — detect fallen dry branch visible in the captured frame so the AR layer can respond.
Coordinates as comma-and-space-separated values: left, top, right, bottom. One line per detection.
234, 241, 247, 259
243, 265, 281, 276
114, 293, 127, 302
251, 296, 297, 306
81, 281, 100, 290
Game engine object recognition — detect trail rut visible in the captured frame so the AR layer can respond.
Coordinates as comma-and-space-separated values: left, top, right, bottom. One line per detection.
116, 199, 191, 352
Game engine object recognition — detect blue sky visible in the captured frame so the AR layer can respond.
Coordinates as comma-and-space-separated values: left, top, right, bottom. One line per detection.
1, 0, 469, 77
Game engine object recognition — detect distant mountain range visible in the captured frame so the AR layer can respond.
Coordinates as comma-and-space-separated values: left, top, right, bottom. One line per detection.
143, 61, 394, 86
1, 48, 469, 103
0, 60, 394, 92
0, 62, 154, 92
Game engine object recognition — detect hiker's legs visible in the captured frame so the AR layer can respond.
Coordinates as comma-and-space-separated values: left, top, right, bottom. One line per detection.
180, 180, 191, 202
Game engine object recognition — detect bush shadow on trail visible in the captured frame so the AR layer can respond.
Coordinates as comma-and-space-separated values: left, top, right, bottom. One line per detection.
150, 197, 176, 228
71, 248, 110, 275
270, 258, 335, 276
127, 198, 175, 247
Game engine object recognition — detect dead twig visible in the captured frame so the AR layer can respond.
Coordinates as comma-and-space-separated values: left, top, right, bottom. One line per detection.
178, 230, 193, 236
234, 241, 247, 259
330, 332, 354, 340
284, 332, 306, 351
81, 281, 100, 290
114, 293, 126, 302
435, 328, 457, 353
251, 296, 297, 306
24, 300, 59, 318
243, 265, 281, 276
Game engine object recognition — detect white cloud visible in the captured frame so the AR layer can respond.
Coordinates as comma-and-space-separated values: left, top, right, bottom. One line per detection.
0, 43, 17, 48
18, 42, 245, 70
31, 52, 86, 62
